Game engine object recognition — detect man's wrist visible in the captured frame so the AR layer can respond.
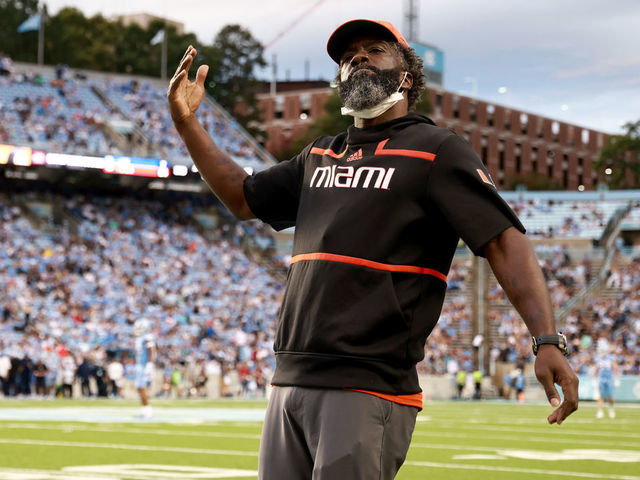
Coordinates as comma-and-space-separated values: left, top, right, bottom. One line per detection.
532, 333, 568, 356
173, 114, 199, 132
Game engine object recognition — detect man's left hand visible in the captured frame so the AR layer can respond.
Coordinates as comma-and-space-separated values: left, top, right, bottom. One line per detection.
534, 345, 579, 425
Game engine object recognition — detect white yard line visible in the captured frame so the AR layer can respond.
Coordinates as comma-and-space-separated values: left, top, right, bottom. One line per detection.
0, 438, 259, 457
414, 423, 640, 439
404, 460, 640, 480
0, 423, 261, 440
1, 438, 637, 479
411, 430, 640, 448
4, 422, 638, 449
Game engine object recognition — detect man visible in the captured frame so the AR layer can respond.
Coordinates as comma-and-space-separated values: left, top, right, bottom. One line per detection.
594, 342, 619, 419
133, 318, 156, 418
76, 356, 94, 397
0, 350, 11, 397
106, 355, 124, 398
168, 19, 578, 479
33, 358, 48, 396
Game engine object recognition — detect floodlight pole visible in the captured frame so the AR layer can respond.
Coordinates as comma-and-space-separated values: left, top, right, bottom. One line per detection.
405, 0, 419, 42
37, 5, 46, 65
161, 32, 168, 80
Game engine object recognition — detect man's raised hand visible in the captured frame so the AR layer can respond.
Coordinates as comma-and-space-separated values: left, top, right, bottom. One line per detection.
167, 45, 209, 125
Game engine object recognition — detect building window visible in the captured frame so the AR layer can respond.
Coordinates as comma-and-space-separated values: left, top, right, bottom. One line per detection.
487, 104, 495, 127
520, 113, 528, 134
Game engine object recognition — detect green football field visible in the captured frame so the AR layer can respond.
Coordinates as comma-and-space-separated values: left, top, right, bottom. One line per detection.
0, 399, 638, 479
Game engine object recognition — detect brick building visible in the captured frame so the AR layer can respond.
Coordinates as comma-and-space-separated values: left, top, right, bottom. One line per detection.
256, 81, 608, 190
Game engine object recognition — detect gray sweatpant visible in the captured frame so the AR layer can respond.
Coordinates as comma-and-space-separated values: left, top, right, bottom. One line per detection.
258, 386, 418, 480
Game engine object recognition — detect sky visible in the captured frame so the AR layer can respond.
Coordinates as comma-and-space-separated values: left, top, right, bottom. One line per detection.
44, 0, 640, 134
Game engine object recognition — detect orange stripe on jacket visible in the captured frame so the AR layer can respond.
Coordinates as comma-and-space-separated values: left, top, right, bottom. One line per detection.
375, 138, 436, 162
290, 252, 447, 283
310, 146, 349, 159
349, 389, 423, 410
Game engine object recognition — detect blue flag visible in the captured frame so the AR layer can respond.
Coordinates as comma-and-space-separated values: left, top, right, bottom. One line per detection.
18, 14, 41, 33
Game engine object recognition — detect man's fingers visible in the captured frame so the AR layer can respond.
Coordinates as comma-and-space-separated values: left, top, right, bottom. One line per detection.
168, 70, 186, 95
173, 46, 196, 77
195, 65, 209, 87
172, 47, 191, 77
554, 375, 579, 425
536, 367, 561, 408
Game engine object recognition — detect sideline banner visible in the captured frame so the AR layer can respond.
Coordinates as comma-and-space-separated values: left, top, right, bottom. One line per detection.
578, 375, 640, 402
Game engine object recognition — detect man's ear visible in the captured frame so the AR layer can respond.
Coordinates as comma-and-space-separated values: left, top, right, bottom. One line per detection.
401, 72, 413, 92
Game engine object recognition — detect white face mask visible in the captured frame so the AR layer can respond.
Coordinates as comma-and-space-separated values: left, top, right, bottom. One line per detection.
341, 71, 408, 120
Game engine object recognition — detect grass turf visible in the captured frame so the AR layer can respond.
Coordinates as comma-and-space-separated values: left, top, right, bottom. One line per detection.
0, 399, 638, 479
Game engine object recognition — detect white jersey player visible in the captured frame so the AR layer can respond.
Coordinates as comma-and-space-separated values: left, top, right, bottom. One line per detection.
134, 318, 156, 418
594, 343, 619, 419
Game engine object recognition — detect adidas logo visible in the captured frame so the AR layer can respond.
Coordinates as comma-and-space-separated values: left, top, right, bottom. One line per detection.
346, 148, 363, 162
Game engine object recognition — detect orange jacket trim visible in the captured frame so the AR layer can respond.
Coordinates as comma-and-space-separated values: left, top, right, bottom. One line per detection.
348, 389, 423, 410
310, 146, 349, 159
375, 138, 436, 162
290, 252, 447, 283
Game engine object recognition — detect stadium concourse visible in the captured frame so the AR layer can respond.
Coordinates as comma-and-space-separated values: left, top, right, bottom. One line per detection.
0, 58, 639, 403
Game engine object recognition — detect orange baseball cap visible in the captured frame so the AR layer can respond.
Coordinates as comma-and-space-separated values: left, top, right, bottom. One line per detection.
327, 19, 410, 64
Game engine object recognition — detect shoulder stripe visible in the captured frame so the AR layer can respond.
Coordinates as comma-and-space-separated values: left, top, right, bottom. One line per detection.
310, 146, 349, 159
290, 252, 447, 282
375, 138, 436, 162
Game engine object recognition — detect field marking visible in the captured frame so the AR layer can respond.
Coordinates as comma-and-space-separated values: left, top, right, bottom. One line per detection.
0, 438, 258, 457
414, 423, 640, 439
409, 442, 640, 463
4, 422, 638, 449
66, 464, 257, 478
0, 408, 266, 424
0, 465, 258, 479
411, 429, 640, 448
426, 417, 640, 426
403, 460, 640, 480
2, 438, 638, 479
0, 423, 262, 440
4, 437, 637, 464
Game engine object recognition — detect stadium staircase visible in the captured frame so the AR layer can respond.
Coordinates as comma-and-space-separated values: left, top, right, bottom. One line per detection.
553, 202, 632, 323
90, 85, 153, 157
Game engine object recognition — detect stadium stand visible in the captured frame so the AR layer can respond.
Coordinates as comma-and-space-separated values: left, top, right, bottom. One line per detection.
2, 59, 275, 172
0, 72, 122, 156
1, 57, 638, 402
0, 189, 282, 398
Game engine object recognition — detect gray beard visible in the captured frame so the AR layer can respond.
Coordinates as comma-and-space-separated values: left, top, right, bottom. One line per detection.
338, 67, 402, 111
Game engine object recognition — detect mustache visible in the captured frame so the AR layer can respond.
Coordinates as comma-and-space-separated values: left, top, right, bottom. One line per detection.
348, 65, 381, 77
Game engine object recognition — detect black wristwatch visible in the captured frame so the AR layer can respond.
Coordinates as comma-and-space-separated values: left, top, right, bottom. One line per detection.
532, 333, 568, 356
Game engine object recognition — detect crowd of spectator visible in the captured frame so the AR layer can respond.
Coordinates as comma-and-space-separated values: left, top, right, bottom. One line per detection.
489, 250, 640, 378
2, 188, 638, 400
101, 79, 266, 170
0, 63, 121, 156
508, 198, 621, 238
1, 54, 639, 401
0, 190, 283, 399
0, 57, 270, 172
